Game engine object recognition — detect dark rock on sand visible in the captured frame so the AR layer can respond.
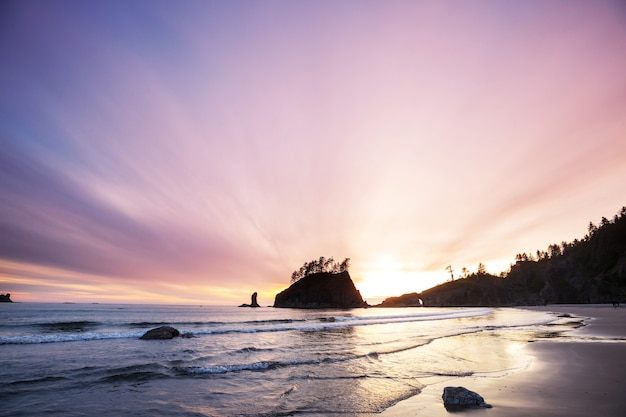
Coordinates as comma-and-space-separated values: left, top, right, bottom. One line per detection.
239, 292, 261, 307
442, 386, 492, 410
273, 271, 367, 309
139, 326, 180, 340
0, 293, 13, 302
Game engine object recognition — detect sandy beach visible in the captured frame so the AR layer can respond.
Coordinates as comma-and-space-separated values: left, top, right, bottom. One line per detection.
381, 304, 626, 417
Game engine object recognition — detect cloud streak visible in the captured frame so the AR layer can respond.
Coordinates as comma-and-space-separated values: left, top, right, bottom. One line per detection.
1, 1, 626, 303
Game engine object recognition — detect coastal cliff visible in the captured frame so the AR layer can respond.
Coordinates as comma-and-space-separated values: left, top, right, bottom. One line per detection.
377, 292, 423, 307
380, 207, 626, 307
274, 271, 367, 308
418, 274, 515, 307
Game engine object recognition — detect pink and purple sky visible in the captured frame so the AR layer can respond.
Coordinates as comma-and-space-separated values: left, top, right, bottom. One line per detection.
1, 1, 625, 305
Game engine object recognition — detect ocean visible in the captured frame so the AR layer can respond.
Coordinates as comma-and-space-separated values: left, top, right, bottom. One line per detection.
0, 303, 577, 416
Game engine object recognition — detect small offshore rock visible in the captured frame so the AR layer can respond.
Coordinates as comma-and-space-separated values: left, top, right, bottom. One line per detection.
239, 292, 261, 307
442, 386, 492, 410
140, 326, 180, 340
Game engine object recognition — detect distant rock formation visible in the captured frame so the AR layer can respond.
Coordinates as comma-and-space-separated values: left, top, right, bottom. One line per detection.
442, 386, 492, 410
417, 207, 626, 307
377, 292, 423, 307
419, 274, 511, 307
139, 326, 180, 340
0, 293, 12, 302
239, 292, 261, 308
274, 271, 367, 309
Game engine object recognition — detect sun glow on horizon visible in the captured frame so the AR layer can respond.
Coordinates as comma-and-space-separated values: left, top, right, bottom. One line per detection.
353, 255, 521, 302
1, 1, 625, 305
0, 260, 251, 305
353, 255, 447, 301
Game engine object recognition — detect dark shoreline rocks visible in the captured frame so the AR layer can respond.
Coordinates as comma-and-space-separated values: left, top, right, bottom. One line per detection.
239, 292, 260, 308
139, 326, 180, 340
442, 386, 492, 410
274, 271, 367, 309
0, 293, 13, 302
376, 292, 423, 307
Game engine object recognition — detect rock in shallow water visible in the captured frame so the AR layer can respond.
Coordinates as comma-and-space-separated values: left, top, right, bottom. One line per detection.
139, 326, 180, 340
239, 292, 261, 307
442, 386, 492, 410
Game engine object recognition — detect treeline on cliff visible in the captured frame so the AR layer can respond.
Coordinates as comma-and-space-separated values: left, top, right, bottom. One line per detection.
275, 270, 366, 309
291, 256, 350, 284
419, 207, 626, 307
273, 256, 364, 309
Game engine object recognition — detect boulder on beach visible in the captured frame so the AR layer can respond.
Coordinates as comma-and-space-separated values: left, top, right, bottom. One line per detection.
239, 292, 261, 308
442, 386, 492, 410
273, 271, 367, 309
139, 326, 180, 340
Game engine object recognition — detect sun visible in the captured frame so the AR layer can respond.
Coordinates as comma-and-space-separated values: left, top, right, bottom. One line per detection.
354, 256, 445, 303
357, 270, 414, 300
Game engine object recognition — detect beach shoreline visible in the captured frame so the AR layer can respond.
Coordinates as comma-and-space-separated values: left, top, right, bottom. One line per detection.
381, 304, 626, 417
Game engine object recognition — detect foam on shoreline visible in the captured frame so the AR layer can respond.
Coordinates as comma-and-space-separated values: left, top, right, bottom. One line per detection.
380, 304, 626, 417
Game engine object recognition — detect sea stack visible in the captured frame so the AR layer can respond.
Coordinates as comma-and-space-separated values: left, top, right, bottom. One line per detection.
273, 271, 367, 309
239, 292, 261, 307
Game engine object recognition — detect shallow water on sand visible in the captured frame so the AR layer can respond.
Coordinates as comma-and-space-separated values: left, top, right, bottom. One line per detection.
0, 303, 574, 416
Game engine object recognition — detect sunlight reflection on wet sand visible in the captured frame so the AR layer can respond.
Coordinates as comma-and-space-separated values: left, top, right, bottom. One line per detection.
380, 305, 626, 417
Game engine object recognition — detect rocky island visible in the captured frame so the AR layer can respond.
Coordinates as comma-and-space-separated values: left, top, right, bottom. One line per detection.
0, 293, 12, 302
274, 268, 367, 309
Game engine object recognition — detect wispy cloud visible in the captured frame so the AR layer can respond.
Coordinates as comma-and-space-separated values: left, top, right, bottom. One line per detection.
1, 1, 625, 302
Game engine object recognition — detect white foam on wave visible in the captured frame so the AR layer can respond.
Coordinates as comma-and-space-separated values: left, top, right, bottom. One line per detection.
186, 361, 281, 375
184, 339, 441, 376
332, 308, 493, 327
0, 330, 144, 344
190, 308, 493, 336
0, 307, 494, 344
333, 308, 492, 323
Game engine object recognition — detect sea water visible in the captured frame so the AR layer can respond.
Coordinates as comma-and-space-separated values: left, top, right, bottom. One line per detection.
0, 303, 575, 416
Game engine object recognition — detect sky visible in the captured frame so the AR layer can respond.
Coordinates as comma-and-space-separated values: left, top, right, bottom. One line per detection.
1, 0, 625, 305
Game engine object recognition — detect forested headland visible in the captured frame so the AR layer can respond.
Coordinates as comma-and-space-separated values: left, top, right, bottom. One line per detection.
392, 207, 626, 307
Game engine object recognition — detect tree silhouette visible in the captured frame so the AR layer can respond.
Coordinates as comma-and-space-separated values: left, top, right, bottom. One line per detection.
419, 206, 626, 306
446, 265, 454, 281
290, 257, 351, 283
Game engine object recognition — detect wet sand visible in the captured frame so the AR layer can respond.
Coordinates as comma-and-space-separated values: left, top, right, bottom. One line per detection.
381, 304, 626, 417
